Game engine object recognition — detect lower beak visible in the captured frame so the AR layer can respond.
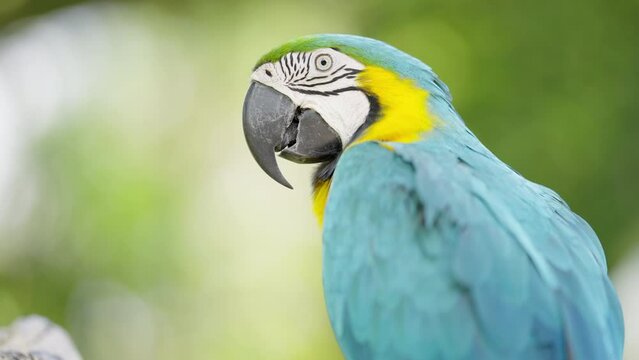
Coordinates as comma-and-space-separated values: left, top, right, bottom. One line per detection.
242, 81, 342, 189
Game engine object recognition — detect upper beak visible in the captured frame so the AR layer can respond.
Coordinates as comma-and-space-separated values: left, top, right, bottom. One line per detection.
242, 81, 342, 189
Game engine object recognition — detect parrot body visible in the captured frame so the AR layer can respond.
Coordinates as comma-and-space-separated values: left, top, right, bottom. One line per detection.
325, 133, 622, 360
242, 34, 624, 359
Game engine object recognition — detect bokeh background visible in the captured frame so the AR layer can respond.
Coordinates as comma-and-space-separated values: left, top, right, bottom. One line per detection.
0, 0, 637, 359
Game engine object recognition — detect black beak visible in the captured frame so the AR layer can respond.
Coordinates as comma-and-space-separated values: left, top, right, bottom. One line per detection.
242, 81, 342, 189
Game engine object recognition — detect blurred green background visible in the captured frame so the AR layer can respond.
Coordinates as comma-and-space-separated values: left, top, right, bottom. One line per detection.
0, 0, 637, 359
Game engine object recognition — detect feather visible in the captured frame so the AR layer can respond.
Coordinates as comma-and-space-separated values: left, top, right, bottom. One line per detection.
323, 127, 624, 359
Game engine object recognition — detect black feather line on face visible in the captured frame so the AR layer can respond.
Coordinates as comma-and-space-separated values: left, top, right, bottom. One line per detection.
283, 55, 293, 81
301, 67, 361, 83
296, 54, 305, 77
292, 53, 310, 82
286, 86, 361, 96
292, 69, 361, 88
330, 64, 346, 75
302, 53, 311, 79
305, 74, 330, 82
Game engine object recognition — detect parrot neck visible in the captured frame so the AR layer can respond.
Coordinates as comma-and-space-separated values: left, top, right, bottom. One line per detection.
310, 66, 436, 224
352, 65, 435, 144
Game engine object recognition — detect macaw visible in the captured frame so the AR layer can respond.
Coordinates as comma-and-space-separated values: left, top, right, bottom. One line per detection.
242, 34, 624, 359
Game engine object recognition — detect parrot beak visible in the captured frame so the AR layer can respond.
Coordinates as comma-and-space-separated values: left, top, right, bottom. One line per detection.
242, 81, 342, 189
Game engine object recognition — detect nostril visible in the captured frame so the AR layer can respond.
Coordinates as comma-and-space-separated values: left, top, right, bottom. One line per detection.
265, 69, 272, 77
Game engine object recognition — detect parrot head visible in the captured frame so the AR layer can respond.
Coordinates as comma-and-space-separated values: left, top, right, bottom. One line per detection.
243, 34, 451, 189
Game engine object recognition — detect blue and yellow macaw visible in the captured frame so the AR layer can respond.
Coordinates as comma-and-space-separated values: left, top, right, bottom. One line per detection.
242, 34, 624, 359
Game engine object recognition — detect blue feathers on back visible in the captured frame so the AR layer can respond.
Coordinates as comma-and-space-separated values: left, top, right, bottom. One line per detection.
322, 106, 624, 359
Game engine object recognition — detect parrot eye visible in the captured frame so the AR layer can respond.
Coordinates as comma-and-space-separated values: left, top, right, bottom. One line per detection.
315, 54, 333, 72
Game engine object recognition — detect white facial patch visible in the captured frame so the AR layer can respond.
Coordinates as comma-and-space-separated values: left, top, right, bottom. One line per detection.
251, 48, 370, 146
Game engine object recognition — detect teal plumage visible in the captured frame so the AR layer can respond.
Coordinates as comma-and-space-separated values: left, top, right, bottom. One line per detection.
325, 132, 623, 359
319, 35, 624, 360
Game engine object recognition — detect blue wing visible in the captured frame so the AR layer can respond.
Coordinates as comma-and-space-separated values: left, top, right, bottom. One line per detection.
323, 125, 624, 359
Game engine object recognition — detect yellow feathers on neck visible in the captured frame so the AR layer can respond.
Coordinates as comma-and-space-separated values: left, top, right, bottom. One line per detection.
353, 66, 434, 144
313, 179, 331, 224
